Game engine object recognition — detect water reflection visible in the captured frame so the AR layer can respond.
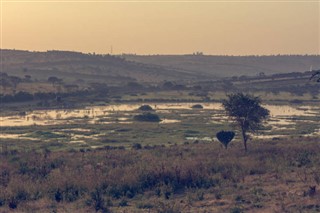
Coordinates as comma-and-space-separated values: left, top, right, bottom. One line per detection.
0, 103, 319, 140
160, 119, 180, 124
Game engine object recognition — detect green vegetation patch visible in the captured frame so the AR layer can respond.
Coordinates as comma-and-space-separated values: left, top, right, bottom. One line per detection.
26, 131, 67, 139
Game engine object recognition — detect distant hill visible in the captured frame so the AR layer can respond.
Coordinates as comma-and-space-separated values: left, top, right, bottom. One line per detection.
2, 50, 319, 85
123, 54, 320, 78
0, 49, 204, 85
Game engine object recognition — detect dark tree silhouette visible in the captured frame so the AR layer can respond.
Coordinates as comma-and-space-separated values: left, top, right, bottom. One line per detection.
48, 76, 63, 93
138, 105, 153, 111
0, 78, 11, 93
310, 70, 320, 83
222, 93, 269, 152
24, 75, 32, 81
48, 76, 62, 86
133, 113, 161, 122
216, 130, 235, 149
10, 76, 22, 92
63, 84, 79, 93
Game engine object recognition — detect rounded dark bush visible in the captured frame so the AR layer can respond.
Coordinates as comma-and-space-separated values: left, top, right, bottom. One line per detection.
138, 105, 153, 111
8, 198, 18, 209
191, 104, 203, 109
216, 131, 235, 149
133, 113, 161, 122
132, 143, 142, 150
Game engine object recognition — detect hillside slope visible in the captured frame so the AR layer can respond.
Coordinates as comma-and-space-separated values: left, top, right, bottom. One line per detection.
123, 54, 320, 77
0, 50, 204, 85
2, 50, 319, 85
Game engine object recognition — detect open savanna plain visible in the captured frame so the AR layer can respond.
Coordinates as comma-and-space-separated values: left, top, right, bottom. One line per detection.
0, 137, 320, 212
0, 98, 319, 213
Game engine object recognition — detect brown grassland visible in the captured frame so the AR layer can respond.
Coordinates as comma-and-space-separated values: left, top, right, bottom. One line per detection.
0, 137, 319, 213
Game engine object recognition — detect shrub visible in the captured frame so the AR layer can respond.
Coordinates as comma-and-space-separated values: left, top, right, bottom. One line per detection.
196, 190, 205, 201
230, 207, 243, 213
216, 131, 235, 149
136, 202, 154, 209
296, 151, 312, 167
8, 197, 18, 209
132, 143, 142, 150
90, 187, 109, 212
0, 166, 10, 187
133, 113, 161, 122
54, 189, 63, 202
15, 189, 29, 201
0, 196, 5, 207
138, 105, 153, 111
118, 199, 128, 207
156, 201, 182, 213
52, 185, 85, 203
191, 104, 203, 109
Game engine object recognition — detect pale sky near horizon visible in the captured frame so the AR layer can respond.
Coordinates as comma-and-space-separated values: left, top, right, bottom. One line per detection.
1, 1, 319, 55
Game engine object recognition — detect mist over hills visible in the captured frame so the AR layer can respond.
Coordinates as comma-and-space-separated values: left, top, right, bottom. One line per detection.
123, 54, 320, 78
1, 49, 319, 85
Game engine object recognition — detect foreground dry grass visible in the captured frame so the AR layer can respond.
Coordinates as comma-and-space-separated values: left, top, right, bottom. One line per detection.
0, 137, 319, 213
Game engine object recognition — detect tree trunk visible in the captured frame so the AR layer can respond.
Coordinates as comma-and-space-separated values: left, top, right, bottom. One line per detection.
241, 125, 248, 152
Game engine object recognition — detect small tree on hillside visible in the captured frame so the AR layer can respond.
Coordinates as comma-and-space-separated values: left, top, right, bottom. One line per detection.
10, 76, 22, 93
310, 70, 320, 83
48, 76, 63, 87
222, 93, 269, 152
0, 78, 11, 93
48, 76, 63, 93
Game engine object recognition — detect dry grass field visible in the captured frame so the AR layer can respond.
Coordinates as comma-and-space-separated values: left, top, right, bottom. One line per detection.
0, 137, 319, 212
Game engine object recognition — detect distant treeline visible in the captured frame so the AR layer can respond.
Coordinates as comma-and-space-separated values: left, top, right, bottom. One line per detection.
0, 91, 93, 103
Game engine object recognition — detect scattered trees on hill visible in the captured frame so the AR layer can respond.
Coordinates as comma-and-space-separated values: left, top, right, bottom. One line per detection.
222, 93, 269, 152
0, 74, 23, 94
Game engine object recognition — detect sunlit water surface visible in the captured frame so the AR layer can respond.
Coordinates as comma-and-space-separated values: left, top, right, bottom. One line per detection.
1, 103, 319, 141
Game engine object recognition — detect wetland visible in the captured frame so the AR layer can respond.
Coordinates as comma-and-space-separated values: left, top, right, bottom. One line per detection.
1, 102, 319, 151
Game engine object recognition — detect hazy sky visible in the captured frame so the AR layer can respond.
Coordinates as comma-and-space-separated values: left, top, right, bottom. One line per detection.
1, 1, 319, 55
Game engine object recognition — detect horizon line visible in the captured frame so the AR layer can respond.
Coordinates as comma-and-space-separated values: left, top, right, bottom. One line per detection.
1, 48, 320, 57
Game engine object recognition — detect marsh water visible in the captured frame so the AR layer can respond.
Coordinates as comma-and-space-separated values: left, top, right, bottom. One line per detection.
0, 103, 319, 147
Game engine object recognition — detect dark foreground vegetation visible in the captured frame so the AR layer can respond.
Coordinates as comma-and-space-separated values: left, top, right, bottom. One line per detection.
0, 138, 319, 212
